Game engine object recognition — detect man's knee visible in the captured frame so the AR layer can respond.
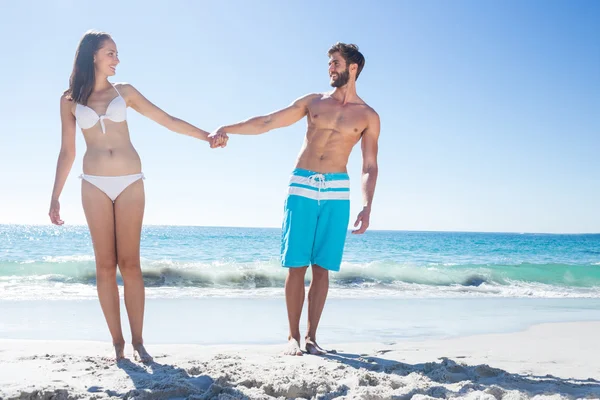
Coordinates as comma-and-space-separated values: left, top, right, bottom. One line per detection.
288, 266, 308, 278
311, 265, 329, 279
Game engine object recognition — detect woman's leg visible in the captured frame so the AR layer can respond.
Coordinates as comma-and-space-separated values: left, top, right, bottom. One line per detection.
81, 180, 125, 360
113, 179, 151, 362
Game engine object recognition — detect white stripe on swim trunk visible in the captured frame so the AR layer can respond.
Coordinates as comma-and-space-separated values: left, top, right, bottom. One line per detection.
288, 186, 350, 200
289, 175, 350, 189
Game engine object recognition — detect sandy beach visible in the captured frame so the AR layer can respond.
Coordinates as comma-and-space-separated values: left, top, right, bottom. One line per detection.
1, 321, 598, 399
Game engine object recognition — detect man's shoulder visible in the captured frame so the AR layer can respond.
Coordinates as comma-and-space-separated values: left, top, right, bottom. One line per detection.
365, 104, 379, 119
302, 92, 327, 102
292, 93, 324, 107
357, 99, 378, 120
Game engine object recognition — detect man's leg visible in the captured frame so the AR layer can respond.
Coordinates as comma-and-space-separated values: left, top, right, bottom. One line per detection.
280, 177, 319, 356
306, 264, 329, 355
284, 266, 308, 356
308, 188, 350, 355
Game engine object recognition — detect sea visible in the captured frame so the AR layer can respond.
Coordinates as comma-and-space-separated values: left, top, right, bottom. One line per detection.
2, 225, 599, 301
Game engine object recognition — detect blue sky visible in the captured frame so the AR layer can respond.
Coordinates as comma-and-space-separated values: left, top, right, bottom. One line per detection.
0, 0, 598, 233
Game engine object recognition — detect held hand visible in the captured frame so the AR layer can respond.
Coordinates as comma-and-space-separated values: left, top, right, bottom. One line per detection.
352, 207, 371, 234
49, 199, 64, 225
208, 129, 229, 149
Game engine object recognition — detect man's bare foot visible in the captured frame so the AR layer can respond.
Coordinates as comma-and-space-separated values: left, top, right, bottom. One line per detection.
305, 338, 328, 355
284, 338, 303, 356
114, 342, 126, 361
133, 343, 153, 363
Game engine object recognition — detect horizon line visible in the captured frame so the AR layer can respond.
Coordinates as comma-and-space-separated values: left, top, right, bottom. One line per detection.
1, 223, 598, 236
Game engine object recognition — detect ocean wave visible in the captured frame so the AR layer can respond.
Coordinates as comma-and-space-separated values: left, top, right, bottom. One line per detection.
41, 255, 96, 263
2, 281, 600, 301
2, 259, 600, 291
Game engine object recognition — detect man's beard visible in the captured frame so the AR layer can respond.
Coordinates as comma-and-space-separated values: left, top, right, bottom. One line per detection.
330, 68, 350, 88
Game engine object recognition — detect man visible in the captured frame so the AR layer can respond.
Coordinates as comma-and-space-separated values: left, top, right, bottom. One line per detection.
212, 43, 380, 356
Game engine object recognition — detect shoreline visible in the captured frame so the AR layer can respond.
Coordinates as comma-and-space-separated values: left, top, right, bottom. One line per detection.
1, 321, 598, 399
2, 297, 600, 346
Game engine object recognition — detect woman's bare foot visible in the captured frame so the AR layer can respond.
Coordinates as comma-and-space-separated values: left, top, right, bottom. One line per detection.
114, 342, 126, 361
284, 338, 303, 356
133, 343, 153, 363
305, 337, 328, 355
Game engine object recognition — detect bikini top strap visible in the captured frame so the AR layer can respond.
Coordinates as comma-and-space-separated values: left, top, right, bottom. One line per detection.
111, 83, 121, 97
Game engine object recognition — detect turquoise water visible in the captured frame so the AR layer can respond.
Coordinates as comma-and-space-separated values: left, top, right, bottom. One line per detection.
1, 225, 599, 300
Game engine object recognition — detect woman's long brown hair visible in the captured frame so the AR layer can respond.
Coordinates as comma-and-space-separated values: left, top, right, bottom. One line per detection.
64, 30, 112, 105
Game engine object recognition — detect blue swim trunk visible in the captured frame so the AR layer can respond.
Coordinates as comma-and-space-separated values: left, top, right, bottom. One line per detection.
281, 168, 350, 272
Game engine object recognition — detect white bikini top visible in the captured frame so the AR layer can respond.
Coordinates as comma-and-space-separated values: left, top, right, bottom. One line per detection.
75, 84, 127, 134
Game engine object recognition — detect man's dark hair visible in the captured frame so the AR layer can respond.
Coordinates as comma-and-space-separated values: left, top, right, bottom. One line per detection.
327, 42, 365, 80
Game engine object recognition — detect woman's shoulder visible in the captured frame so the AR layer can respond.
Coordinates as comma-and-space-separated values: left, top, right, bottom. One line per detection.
60, 92, 76, 114
60, 91, 72, 102
59, 92, 77, 119
114, 82, 143, 102
114, 82, 135, 93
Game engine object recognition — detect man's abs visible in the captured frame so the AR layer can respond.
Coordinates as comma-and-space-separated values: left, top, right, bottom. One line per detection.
294, 128, 359, 173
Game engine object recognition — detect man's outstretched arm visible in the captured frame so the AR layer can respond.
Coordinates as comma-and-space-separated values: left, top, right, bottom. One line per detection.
353, 110, 381, 234
216, 93, 318, 136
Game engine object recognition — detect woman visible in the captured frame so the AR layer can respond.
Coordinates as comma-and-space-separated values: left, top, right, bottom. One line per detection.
49, 30, 218, 362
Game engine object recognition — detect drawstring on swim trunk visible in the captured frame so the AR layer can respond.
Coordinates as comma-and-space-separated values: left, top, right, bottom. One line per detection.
308, 173, 325, 204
